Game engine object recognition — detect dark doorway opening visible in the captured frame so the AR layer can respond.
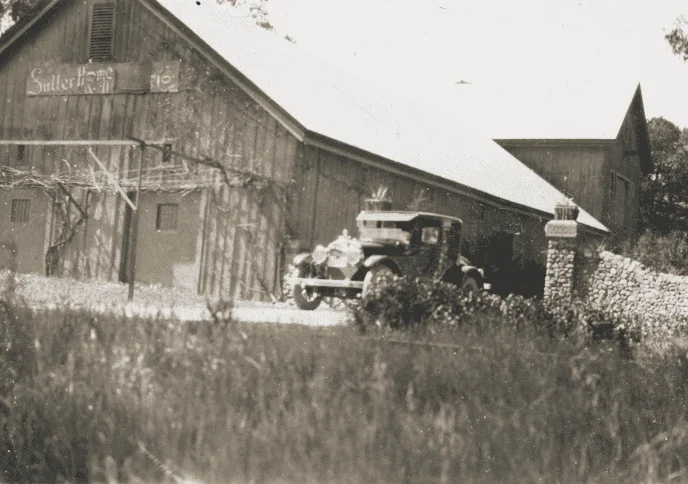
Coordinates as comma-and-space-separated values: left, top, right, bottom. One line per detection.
480, 231, 515, 296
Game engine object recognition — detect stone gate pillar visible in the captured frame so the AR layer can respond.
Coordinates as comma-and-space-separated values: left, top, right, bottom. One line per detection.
544, 219, 579, 303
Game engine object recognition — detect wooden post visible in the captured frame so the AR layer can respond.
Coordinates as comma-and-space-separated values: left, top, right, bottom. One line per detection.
127, 144, 145, 300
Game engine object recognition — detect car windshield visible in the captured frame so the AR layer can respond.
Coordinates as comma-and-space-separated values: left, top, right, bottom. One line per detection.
358, 220, 412, 244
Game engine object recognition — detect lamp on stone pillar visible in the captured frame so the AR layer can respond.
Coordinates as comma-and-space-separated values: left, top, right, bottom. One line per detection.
544, 205, 579, 303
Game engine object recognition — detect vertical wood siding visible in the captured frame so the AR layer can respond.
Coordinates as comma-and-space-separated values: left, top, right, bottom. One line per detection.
498, 98, 646, 243
292, 144, 550, 270
500, 144, 607, 224
0, 0, 298, 300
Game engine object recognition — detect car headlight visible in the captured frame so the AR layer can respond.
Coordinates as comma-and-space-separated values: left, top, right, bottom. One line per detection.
313, 245, 328, 264
346, 246, 364, 265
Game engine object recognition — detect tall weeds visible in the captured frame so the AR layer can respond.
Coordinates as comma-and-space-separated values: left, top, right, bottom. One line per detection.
0, 299, 687, 483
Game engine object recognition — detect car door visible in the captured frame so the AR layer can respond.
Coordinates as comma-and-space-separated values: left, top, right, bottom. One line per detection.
402, 220, 442, 279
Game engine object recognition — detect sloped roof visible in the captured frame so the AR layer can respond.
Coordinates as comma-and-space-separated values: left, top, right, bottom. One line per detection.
443, 80, 641, 141
154, 1, 607, 232
356, 212, 463, 224
0, 0, 609, 233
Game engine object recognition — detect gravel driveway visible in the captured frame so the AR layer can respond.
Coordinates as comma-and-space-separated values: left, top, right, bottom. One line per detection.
1, 271, 349, 327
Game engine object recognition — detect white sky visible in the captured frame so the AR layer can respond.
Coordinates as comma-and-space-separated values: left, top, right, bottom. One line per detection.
189, 0, 688, 129
251, 0, 688, 129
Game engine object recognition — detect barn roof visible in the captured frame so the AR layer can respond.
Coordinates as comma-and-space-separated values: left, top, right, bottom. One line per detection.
356, 211, 463, 224
0, 0, 609, 233
152, 0, 608, 232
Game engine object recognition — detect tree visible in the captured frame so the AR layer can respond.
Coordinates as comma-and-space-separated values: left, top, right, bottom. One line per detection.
216, 0, 273, 31
0, 0, 50, 38
640, 117, 688, 233
666, 15, 688, 62
1, 0, 277, 40
0, 0, 45, 22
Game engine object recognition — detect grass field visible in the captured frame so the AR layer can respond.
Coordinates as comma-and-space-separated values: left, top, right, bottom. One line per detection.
2, 295, 688, 484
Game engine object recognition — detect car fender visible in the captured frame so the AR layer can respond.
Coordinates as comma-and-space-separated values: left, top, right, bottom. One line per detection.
363, 255, 400, 273
292, 252, 313, 267
460, 264, 484, 283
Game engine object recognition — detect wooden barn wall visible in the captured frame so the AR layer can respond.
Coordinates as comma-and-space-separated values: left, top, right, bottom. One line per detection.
607, 100, 643, 242
499, 143, 607, 224
292, 144, 550, 269
0, 187, 52, 273
0, 0, 299, 299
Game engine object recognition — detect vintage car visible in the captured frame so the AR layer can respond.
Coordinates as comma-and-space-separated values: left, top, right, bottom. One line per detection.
290, 210, 487, 310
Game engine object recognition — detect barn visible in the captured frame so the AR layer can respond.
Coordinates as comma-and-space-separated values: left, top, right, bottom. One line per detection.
0, 0, 610, 300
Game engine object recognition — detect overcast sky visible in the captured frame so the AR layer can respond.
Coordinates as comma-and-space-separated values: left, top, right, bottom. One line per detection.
194, 0, 688, 128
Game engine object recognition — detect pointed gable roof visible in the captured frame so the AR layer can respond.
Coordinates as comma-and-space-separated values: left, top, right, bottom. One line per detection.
445, 80, 642, 140
444, 80, 653, 173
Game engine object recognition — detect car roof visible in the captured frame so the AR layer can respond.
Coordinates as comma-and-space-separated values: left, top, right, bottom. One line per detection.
356, 211, 463, 224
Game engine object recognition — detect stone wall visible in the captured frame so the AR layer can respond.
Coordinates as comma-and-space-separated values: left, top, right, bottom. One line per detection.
544, 217, 688, 338
579, 251, 688, 320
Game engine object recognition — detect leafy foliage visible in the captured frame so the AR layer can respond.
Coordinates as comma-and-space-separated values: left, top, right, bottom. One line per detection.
369, 184, 390, 201
354, 274, 640, 348
622, 230, 688, 276
666, 15, 688, 62
0, 0, 48, 39
215, 0, 273, 31
640, 117, 688, 233
0, 0, 276, 41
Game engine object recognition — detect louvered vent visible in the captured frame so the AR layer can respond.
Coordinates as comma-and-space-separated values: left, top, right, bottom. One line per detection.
89, 3, 115, 62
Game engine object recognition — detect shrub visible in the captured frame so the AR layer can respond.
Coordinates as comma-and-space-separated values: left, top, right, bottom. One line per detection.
354, 275, 495, 329
622, 231, 688, 276
353, 276, 641, 353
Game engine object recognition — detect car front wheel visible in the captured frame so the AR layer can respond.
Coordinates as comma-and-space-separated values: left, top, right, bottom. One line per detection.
362, 264, 395, 300
292, 265, 323, 311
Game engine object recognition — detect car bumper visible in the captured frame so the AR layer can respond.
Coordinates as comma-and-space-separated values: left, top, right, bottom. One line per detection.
296, 278, 364, 290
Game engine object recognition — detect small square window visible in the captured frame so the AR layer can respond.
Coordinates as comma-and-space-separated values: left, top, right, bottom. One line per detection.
162, 143, 173, 163
156, 203, 178, 230
11, 199, 30, 223
16, 144, 26, 163
421, 227, 440, 245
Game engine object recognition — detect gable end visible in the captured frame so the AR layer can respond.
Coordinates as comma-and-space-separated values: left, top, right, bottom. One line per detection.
137, 0, 306, 142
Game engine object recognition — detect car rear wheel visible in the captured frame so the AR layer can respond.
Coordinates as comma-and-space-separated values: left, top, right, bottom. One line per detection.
292, 265, 323, 311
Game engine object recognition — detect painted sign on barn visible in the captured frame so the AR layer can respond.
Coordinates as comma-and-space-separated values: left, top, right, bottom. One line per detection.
149, 61, 180, 93
26, 64, 116, 95
25, 61, 181, 96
